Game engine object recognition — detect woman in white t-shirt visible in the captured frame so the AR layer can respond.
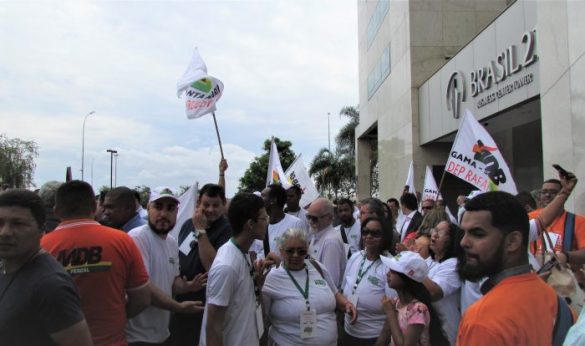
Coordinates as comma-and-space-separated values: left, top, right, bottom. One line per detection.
423, 220, 464, 345
341, 216, 397, 346
262, 228, 357, 346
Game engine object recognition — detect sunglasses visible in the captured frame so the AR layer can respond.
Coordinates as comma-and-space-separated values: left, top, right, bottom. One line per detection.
361, 229, 383, 238
306, 214, 329, 222
283, 247, 308, 256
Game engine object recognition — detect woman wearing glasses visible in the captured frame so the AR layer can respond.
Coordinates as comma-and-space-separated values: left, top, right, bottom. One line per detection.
262, 228, 357, 346
340, 216, 397, 346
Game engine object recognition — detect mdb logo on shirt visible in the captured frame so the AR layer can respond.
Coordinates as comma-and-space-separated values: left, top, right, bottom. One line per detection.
367, 275, 383, 288
314, 279, 326, 287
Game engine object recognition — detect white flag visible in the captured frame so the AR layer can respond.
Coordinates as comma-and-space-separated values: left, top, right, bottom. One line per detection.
176, 47, 224, 119
404, 161, 416, 194
422, 166, 440, 201
266, 138, 291, 189
445, 110, 517, 194
284, 155, 320, 208
170, 181, 198, 240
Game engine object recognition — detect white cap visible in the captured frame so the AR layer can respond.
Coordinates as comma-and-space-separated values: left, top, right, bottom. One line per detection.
149, 186, 180, 204
388, 251, 429, 283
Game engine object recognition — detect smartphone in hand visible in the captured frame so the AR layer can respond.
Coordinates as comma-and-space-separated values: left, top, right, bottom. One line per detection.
553, 164, 570, 178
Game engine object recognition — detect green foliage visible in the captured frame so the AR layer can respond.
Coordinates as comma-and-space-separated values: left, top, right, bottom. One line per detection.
238, 137, 296, 193
134, 185, 151, 207
0, 134, 39, 188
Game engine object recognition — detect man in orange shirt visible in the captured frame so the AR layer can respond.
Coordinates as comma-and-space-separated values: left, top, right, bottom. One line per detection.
457, 191, 560, 345
42, 180, 151, 346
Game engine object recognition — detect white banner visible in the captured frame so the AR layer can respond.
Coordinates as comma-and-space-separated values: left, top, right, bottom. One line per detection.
404, 161, 416, 194
176, 47, 224, 119
284, 155, 320, 208
266, 138, 291, 189
422, 166, 440, 201
445, 110, 518, 194
170, 181, 199, 240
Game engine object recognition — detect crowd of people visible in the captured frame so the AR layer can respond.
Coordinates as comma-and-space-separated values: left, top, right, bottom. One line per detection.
1, 159, 585, 346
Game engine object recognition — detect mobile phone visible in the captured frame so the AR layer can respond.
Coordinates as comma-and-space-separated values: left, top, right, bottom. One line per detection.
537, 257, 558, 274
553, 164, 570, 178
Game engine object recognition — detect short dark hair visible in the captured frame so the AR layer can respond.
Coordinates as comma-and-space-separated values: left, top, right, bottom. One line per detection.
287, 184, 302, 196
0, 189, 45, 231
106, 187, 136, 209
268, 184, 287, 208
198, 184, 226, 203
55, 180, 96, 218
515, 191, 537, 210
400, 193, 418, 211
464, 191, 529, 247
543, 179, 561, 189
337, 198, 354, 210
387, 198, 399, 206
361, 197, 393, 224
228, 193, 265, 236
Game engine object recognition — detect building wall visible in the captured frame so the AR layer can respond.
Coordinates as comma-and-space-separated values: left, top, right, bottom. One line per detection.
357, 0, 509, 200
538, 0, 585, 214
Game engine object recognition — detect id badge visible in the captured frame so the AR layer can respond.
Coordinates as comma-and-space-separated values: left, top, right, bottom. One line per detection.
349, 294, 359, 308
300, 309, 317, 339
255, 303, 264, 338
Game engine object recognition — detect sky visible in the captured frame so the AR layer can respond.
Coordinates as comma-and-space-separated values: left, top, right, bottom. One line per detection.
0, 0, 358, 197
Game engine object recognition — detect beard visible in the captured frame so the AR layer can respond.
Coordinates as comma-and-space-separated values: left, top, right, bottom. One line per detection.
148, 219, 175, 235
457, 240, 505, 282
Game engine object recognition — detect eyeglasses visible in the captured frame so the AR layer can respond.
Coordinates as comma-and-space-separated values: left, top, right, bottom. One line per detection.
306, 214, 330, 222
283, 247, 308, 256
361, 229, 383, 238
541, 189, 559, 197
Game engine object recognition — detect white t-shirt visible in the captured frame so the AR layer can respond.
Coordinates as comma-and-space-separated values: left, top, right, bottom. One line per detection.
287, 208, 310, 232
335, 220, 361, 256
126, 225, 180, 343
428, 257, 462, 346
341, 251, 397, 338
309, 225, 347, 288
250, 214, 307, 259
199, 240, 259, 346
262, 259, 338, 346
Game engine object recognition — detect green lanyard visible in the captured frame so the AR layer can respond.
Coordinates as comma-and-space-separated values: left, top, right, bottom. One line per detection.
352, 253, 377, 295
229, 238, 260, 301
285, 265, 311, 311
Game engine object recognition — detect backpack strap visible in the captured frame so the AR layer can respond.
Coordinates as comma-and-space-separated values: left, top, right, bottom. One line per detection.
563, 212, 576, 252
553, 295, 573, 346
340, 226, 348, 244
263, 229, 270, 257
309, 258, 324, 279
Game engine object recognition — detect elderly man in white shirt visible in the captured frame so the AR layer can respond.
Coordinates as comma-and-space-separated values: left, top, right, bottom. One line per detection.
307, 198, 347, 288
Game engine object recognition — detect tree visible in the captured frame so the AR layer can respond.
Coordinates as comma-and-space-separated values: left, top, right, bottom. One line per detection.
0, 134, 39, 188
308, 148, 355, 200
238, 137, 296, 192
134, 185, 151, 207
335, 105, 359, 157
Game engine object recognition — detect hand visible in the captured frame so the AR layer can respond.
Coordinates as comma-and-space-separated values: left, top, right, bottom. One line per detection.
183, 273, 207, 293
254, 259, 271, 287
381, 296, 397, 315
175, 300, 204, 314
219, 159, 228, 174
559, 171, 577, 195
192, 204, 208, 230
538, 270, 552, 282
264, 252, 281, 268
395, 242, 407, 253
345, 301, 358, 324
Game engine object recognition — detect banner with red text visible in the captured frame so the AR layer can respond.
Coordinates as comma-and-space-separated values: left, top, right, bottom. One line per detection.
445, 110, 517, 194
422, 166, 440, 201
285, 155, 320, 208
176, 47, 224, 119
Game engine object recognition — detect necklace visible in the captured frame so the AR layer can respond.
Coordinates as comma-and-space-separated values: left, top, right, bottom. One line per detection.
0, 249, 44, 304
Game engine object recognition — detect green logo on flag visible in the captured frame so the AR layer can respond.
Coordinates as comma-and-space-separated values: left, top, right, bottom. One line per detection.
191, 78, 213, 93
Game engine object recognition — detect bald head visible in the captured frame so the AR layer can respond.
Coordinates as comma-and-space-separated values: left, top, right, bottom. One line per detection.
307, 197, 334, 232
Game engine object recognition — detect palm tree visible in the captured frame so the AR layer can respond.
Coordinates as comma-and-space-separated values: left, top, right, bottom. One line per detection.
335, 106, 359, 157
309, 148, 355, 200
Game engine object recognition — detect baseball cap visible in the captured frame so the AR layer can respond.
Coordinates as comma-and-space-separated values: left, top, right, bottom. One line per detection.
387, 251, 428, 283
149, 186, 180, 204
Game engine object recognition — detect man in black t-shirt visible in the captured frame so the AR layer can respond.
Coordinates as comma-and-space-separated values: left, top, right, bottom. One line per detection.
0, 189, 92, 346
166, 184, 232, 346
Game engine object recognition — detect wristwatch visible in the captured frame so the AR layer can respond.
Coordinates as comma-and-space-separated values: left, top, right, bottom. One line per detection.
195, 229, 207, 239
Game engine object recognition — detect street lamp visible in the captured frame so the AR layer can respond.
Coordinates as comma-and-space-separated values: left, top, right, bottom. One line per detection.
113, 153, 119, 187
106, 149, 117, 189
81, 111, 96, 181
327, 112, 331, 152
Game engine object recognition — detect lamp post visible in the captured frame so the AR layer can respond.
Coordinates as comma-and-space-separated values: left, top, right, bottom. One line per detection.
113, 153, 119, 187
106, 149, 117, 189
81, 111, 96, 181
327, 112, 331, 152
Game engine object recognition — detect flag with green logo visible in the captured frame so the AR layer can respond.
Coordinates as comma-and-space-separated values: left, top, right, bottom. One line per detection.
176, 47, 224, 119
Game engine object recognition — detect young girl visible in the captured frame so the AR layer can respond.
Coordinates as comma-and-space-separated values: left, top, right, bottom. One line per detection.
381, 251, 448, 346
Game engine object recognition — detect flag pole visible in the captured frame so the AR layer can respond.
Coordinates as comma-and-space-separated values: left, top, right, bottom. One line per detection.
212, 112, 224, 159
436, 168, 447, 201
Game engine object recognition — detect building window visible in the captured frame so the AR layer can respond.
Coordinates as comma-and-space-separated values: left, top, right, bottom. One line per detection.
367, 0, 390, 48
367, 44, 391, 98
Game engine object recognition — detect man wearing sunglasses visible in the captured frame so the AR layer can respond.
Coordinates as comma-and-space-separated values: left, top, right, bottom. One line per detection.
307, 197, 347, 288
